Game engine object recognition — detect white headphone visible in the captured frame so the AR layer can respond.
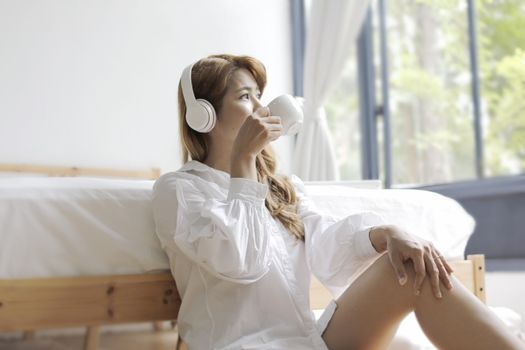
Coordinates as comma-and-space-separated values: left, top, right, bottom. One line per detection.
180, 63, 217, 133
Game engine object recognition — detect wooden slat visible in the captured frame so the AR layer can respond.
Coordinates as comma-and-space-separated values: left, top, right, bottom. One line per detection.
0, 273, 179, 330
468, 254, 486, 303
449, 259, 476, 293
0, 163, 160, 180
84, 326, 100, 350
310, 275, 333, 310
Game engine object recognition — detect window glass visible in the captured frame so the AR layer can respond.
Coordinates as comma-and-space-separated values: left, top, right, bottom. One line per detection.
307, 0, 525, 185
325, 59, 362, 180
386, 0, 476, 186
478, 0, 525, 176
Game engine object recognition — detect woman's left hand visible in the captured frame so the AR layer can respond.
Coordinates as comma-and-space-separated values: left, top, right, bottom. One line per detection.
370, 225, 454, 299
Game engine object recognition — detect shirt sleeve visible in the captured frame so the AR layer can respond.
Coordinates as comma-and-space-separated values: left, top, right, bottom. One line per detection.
152, 173, 272, 284
289, 174, 386, 298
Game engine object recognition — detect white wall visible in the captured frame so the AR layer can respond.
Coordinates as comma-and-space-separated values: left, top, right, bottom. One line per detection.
0, 0, 295, 175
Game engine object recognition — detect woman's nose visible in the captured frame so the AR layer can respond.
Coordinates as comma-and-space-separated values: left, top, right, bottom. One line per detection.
252, 95, 262, 107
252, 96, 263, 110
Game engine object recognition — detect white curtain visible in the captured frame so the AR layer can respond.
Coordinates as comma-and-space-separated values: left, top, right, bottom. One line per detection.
292, 0, 371, 180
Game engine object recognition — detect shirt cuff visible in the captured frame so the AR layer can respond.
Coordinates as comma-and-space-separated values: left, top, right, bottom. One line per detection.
227, 177, 269, 203
353, 227, 381, 259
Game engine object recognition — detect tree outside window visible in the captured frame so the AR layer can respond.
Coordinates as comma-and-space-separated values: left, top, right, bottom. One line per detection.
323, 0, 525, 187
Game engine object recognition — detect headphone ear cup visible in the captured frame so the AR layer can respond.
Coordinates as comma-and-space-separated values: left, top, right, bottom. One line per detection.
185, 99, 216, 133
197, 99, 216, 132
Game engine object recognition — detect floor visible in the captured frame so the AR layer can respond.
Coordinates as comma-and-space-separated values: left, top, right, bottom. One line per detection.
486, 271, 525, 330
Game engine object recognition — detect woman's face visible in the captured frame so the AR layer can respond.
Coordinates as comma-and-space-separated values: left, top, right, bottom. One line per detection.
214, 68, 264, 142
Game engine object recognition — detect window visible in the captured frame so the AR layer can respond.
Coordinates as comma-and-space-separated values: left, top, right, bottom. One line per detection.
322, 0, 525, 187
478, 0, 525, 177
325, 57, 362, 180
382, 1, 475, 187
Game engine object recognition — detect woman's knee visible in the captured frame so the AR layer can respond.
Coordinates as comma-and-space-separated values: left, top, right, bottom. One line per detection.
352, 254, 417, 303
387, 255, 452, 306
364, 253, 426, 306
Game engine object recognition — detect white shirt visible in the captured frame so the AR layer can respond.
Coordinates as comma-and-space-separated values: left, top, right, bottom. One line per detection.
152, 160, 385, 350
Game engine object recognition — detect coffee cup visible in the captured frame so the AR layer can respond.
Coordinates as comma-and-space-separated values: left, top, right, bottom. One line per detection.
267, 94, 304, 136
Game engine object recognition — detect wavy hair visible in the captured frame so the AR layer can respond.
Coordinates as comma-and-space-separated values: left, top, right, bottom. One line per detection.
178, 54, 305, 241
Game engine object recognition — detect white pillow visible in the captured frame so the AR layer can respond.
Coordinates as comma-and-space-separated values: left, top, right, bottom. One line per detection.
303, 185, 476, 260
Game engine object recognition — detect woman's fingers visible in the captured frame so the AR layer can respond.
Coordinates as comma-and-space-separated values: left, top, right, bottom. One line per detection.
389, 253, 408, 286
253, 106, 271, 119
258, 116, 282, 141
424, 253, 443, 299
384, 229, 454, 299
266, 123, 283, 131
441, 254, 454, 274
433, 252, 453, 291
412, 250, 426, 295
265, 116, 282, 124
267, 124, 282, 140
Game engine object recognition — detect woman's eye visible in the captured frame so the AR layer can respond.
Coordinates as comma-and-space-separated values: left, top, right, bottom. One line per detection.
239, 93, 262, 100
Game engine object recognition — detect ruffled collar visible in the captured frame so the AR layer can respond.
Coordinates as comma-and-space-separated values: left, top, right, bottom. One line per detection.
178, 160, 229, 176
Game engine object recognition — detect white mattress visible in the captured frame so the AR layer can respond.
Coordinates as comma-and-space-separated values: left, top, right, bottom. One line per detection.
303, 183, 475, 261
0, 176, 475, 279
0, 177, 169, 278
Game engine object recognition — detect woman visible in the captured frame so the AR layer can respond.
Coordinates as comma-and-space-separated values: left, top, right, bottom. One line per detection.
152, 54, 523, 350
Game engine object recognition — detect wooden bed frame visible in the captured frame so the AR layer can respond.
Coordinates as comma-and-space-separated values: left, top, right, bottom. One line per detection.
0, 163, 160, 180
0, 164, 487, 350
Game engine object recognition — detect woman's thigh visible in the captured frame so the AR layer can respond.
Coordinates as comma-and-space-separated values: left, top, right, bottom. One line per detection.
321, 253, 418, 350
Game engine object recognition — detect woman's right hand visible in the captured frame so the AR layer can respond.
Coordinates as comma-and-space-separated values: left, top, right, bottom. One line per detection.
232, 106, 283, 159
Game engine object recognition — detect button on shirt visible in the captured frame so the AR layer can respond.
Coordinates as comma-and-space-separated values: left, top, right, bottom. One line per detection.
152, 160, 385, 350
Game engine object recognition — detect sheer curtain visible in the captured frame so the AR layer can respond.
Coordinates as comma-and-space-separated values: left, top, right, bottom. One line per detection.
292, 0, 371, 180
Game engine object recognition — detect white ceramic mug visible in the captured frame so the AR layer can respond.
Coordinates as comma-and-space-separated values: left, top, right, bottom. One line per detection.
267, 94, 304, 136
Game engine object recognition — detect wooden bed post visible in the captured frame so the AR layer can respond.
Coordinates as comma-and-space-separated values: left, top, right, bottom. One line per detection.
22, 330, 36, 340
84, 326, 100, 350
467, 254, 486, 303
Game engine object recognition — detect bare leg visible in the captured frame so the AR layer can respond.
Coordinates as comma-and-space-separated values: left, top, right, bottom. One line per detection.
321, 254, 524, 350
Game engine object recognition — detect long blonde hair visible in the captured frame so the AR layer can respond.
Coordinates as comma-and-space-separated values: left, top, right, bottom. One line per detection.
178, 54, 305, 241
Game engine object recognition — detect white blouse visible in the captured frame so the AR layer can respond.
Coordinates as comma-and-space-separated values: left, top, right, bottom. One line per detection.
152, 160, 385, 350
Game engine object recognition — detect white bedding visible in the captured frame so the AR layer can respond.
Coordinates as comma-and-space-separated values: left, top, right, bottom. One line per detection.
304, 184, 476, 261
0, 177, 168, 278
0, 177, 474, 279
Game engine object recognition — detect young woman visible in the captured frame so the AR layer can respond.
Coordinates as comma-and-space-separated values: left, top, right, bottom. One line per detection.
152, 54, 523, 350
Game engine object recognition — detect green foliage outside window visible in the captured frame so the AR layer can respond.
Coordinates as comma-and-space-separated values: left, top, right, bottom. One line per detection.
325, 0, 525, 185
478, 0, 525, 175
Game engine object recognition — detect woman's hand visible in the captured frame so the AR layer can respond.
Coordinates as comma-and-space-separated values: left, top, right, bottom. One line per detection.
370, 225, 454, 299
231, 106, 282, 159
